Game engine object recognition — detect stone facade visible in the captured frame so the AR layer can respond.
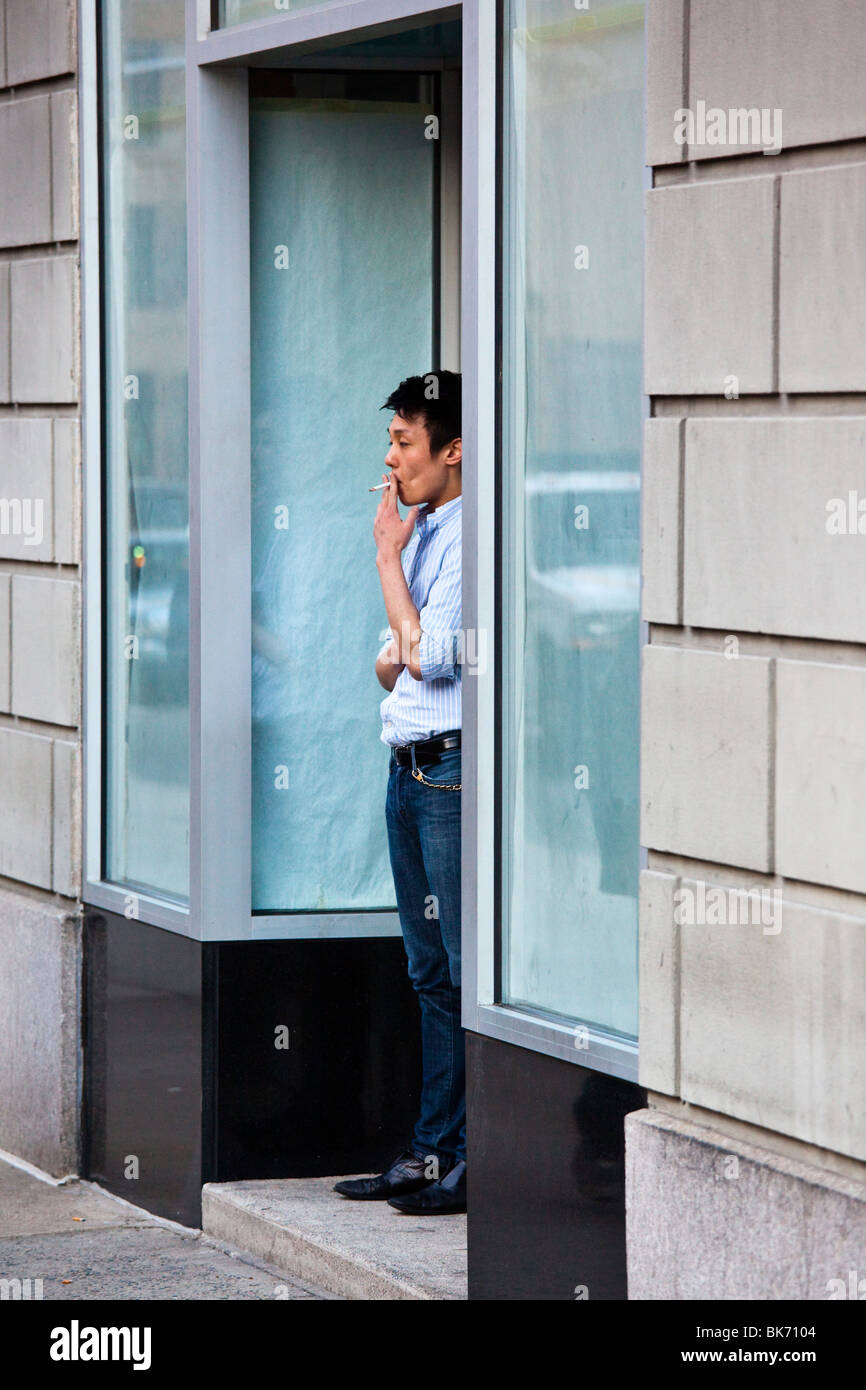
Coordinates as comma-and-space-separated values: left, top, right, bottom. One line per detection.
633, 0, 866, 1298
0, 0, 81, 1176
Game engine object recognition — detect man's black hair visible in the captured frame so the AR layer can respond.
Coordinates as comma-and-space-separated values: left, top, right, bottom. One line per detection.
381, 371, 462, 458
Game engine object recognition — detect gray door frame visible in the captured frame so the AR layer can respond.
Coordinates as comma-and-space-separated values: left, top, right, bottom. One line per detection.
187, 1, 481, 944
81, 0, 496, 951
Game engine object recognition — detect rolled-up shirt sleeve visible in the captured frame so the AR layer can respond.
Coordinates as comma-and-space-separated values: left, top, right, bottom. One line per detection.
417, 540, 462, 681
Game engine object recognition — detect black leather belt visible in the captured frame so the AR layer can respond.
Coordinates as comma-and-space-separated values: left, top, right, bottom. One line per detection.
392, 729, 461, 767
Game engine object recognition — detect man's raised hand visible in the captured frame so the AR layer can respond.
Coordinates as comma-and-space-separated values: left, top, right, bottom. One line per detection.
373, 472, 419, 560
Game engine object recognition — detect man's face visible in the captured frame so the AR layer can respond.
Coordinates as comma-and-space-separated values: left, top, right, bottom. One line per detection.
384, 411, 458, 506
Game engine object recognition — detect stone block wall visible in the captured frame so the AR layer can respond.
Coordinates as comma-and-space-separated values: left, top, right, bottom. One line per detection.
631, 0, 866, 1299
0, 0, 81, 1176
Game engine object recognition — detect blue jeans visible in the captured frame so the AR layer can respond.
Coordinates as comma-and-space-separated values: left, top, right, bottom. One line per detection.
385, 743, 465, 1164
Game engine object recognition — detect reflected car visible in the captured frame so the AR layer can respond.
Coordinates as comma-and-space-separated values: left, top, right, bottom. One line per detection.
127, 481, 189, 703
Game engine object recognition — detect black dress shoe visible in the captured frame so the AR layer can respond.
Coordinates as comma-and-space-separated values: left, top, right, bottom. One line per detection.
388, 1159, 467, 1214
333, 1147, 441, 1201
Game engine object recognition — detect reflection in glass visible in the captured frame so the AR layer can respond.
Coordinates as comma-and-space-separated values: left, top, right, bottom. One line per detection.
249, 85, 434, 911
101, 0, 189, 899
500, 0, 644, 1035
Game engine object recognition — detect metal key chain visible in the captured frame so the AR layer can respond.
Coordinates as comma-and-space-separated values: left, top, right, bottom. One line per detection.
409, 744, 462, 790
411, 766, 462, 790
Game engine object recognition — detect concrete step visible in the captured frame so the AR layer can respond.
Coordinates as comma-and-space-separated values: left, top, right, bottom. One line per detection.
202, 1176, 468, 1301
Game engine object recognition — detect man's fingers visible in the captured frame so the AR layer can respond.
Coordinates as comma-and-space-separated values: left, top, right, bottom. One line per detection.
375, 474, 390, 517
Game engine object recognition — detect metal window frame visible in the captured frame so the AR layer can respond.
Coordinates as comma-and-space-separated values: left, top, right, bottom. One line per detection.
81, 0, 641, 1078
81, 0, 472, 944
459, 0, 648, 1083
188, 0, 464, 941
80, 0, 193, 934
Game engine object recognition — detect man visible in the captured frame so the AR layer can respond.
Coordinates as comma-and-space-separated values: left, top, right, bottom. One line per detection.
334, 371, 466, 1215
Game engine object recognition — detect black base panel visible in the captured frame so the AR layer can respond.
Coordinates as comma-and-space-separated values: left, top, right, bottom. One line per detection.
83, 910, 203, 1227
83, 909, 423, 1226
466, 1030, 646, 1301
207, 936, 421, 1181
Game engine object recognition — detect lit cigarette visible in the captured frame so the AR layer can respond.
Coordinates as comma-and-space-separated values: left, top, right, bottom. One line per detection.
368, 481, 391, 492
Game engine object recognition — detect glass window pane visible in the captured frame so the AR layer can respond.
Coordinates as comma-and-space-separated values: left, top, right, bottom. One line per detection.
101, 1, 190, 900
220, 0, 335, 24
500, 0, 644, 1035
249, 85, 434, 912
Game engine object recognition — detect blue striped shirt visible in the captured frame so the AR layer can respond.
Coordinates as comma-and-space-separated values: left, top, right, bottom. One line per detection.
379, 493, 462, 746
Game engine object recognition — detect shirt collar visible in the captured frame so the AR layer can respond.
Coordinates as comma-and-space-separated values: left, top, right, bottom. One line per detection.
417, 493, 462, 532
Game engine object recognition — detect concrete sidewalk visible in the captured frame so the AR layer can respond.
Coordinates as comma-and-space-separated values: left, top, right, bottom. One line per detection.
0, 1156, 333, 1300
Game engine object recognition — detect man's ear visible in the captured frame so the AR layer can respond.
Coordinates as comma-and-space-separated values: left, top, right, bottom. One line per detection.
447, 437, 462, 466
